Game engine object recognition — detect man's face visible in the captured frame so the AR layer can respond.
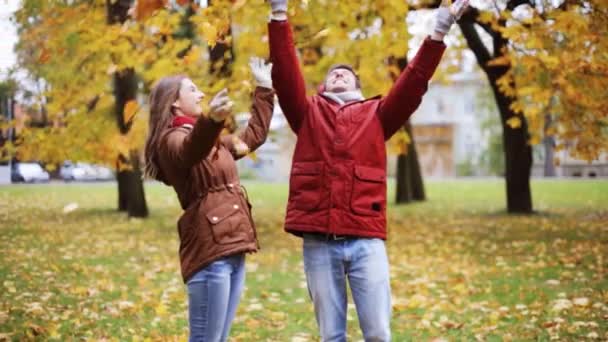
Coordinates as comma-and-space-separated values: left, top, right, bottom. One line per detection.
324, 68, 358, 93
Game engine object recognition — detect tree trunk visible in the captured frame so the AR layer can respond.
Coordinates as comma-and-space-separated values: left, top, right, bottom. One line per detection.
459, 7, 533, 214
107, 0, 148, 218
485, 67, 533, 214
501, 106, 533, 212
390, 55, 426, 204
396, 122, 426, 203
208, 0, 234, 78
119, 151, 148, 217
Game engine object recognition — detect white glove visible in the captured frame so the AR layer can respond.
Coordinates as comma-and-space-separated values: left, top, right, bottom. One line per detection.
434, 0, 469, 36
208, 89, 233, 123
269, 0, 287, 13
249, 57, 273, 89
232, 136, 250, 156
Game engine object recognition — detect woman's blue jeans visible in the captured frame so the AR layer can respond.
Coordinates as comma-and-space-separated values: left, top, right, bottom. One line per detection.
186, 254, 246, 342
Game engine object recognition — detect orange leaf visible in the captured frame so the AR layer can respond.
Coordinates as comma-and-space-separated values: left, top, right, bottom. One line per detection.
123, 100, 139, 125
38, 48, 51, 64
132, 0, 168, 20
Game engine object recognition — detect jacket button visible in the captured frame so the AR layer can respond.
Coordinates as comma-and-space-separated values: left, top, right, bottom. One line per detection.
212, 216, 219, 222
233, 204, 239, 209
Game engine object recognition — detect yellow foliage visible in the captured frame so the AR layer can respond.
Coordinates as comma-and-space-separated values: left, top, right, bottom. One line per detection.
387, 129, 411, 155
8, 0, 607, 167
506, 117, 522, 129
487, 55, 510, 67
496, 1, 608, 161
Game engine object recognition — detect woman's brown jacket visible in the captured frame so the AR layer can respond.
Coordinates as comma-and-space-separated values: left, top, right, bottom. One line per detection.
157, 87, 274, 282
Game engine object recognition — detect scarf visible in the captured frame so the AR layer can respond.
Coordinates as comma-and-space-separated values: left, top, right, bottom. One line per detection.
172, 115, 196, 128
321, 90, 365, 105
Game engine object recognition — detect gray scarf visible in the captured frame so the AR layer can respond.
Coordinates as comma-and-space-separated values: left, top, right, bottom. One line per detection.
322, 90, 364, 105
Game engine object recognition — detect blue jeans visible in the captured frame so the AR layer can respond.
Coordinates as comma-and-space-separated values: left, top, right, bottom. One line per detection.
303, 235, 392, 342
186, 254, 246, 342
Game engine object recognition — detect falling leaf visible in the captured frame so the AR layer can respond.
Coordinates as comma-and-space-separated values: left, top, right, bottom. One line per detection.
123, 100, 140, 125
63, 202, 79, 214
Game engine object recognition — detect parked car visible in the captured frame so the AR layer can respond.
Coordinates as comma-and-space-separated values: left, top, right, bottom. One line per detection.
11, 162, 50, 183
60, 161, 115, 181
60, 161, 97, 181
92, 165, 115, 181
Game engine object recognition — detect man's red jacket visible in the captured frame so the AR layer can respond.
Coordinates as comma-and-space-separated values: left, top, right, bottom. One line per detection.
269, 20, 446, 239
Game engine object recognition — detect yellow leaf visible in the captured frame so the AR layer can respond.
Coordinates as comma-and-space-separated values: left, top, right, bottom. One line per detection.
183, 46, 201, 65
200, 22, 218, 47
506, 117, 522, 129
155, 303, 167, 317
487, 55, 510, 67
528, 135, 541, 145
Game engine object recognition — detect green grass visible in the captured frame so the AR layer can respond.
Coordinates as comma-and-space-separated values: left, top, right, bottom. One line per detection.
1, 179, 607, 341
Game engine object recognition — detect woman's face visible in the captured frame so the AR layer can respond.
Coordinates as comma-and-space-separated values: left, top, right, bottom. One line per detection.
173, 78, 205, 117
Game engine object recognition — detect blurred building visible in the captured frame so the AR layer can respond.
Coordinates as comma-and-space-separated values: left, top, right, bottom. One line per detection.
407, 71, 486, 178
234, 101, 295, 182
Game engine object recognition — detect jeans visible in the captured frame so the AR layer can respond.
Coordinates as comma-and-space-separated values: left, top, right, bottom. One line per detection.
186, 254, 246, 342
303, 235, 392, 342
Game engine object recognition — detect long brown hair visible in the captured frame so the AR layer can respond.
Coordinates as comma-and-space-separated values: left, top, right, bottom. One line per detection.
144, 75, 187, 183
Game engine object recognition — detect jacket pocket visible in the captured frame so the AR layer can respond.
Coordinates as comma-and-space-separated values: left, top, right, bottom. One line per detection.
289, 161, 324, 211
350, 165, 386, 216
206, 201, 249, 245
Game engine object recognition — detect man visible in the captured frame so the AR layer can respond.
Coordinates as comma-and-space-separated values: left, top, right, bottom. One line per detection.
267, 1, 469, 340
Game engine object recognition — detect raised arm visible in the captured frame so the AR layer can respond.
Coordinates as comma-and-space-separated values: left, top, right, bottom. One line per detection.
376, 0, 469, 140
219, 57, 275, 160
376, 38, 446, 140
221, 87, 275, 160
160, 90, 233, 169
161, 116, 224, 170
268, 1, 309, 134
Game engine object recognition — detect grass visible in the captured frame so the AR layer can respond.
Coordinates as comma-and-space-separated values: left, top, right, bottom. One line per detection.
0, 179, 607, 341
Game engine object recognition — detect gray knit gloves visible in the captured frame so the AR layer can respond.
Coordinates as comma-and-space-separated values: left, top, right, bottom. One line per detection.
434, 0, 469, 36
269, 0, 287, 13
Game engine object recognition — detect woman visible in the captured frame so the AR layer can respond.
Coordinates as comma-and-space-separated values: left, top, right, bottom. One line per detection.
144, 57, 274, 341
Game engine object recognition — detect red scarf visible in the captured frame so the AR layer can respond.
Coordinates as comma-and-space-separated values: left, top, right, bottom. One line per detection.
172, 115, 196, 128
171, 115, 221, 160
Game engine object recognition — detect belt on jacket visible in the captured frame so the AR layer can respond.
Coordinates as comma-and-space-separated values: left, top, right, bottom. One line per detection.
302, 232, 360, 241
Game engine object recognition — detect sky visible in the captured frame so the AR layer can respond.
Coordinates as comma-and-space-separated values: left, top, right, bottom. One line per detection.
0, 0, 20, 79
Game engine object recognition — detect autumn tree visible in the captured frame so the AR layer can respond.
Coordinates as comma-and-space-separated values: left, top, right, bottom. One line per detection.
9, 0, 215, 216
454, 0, 608, 213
